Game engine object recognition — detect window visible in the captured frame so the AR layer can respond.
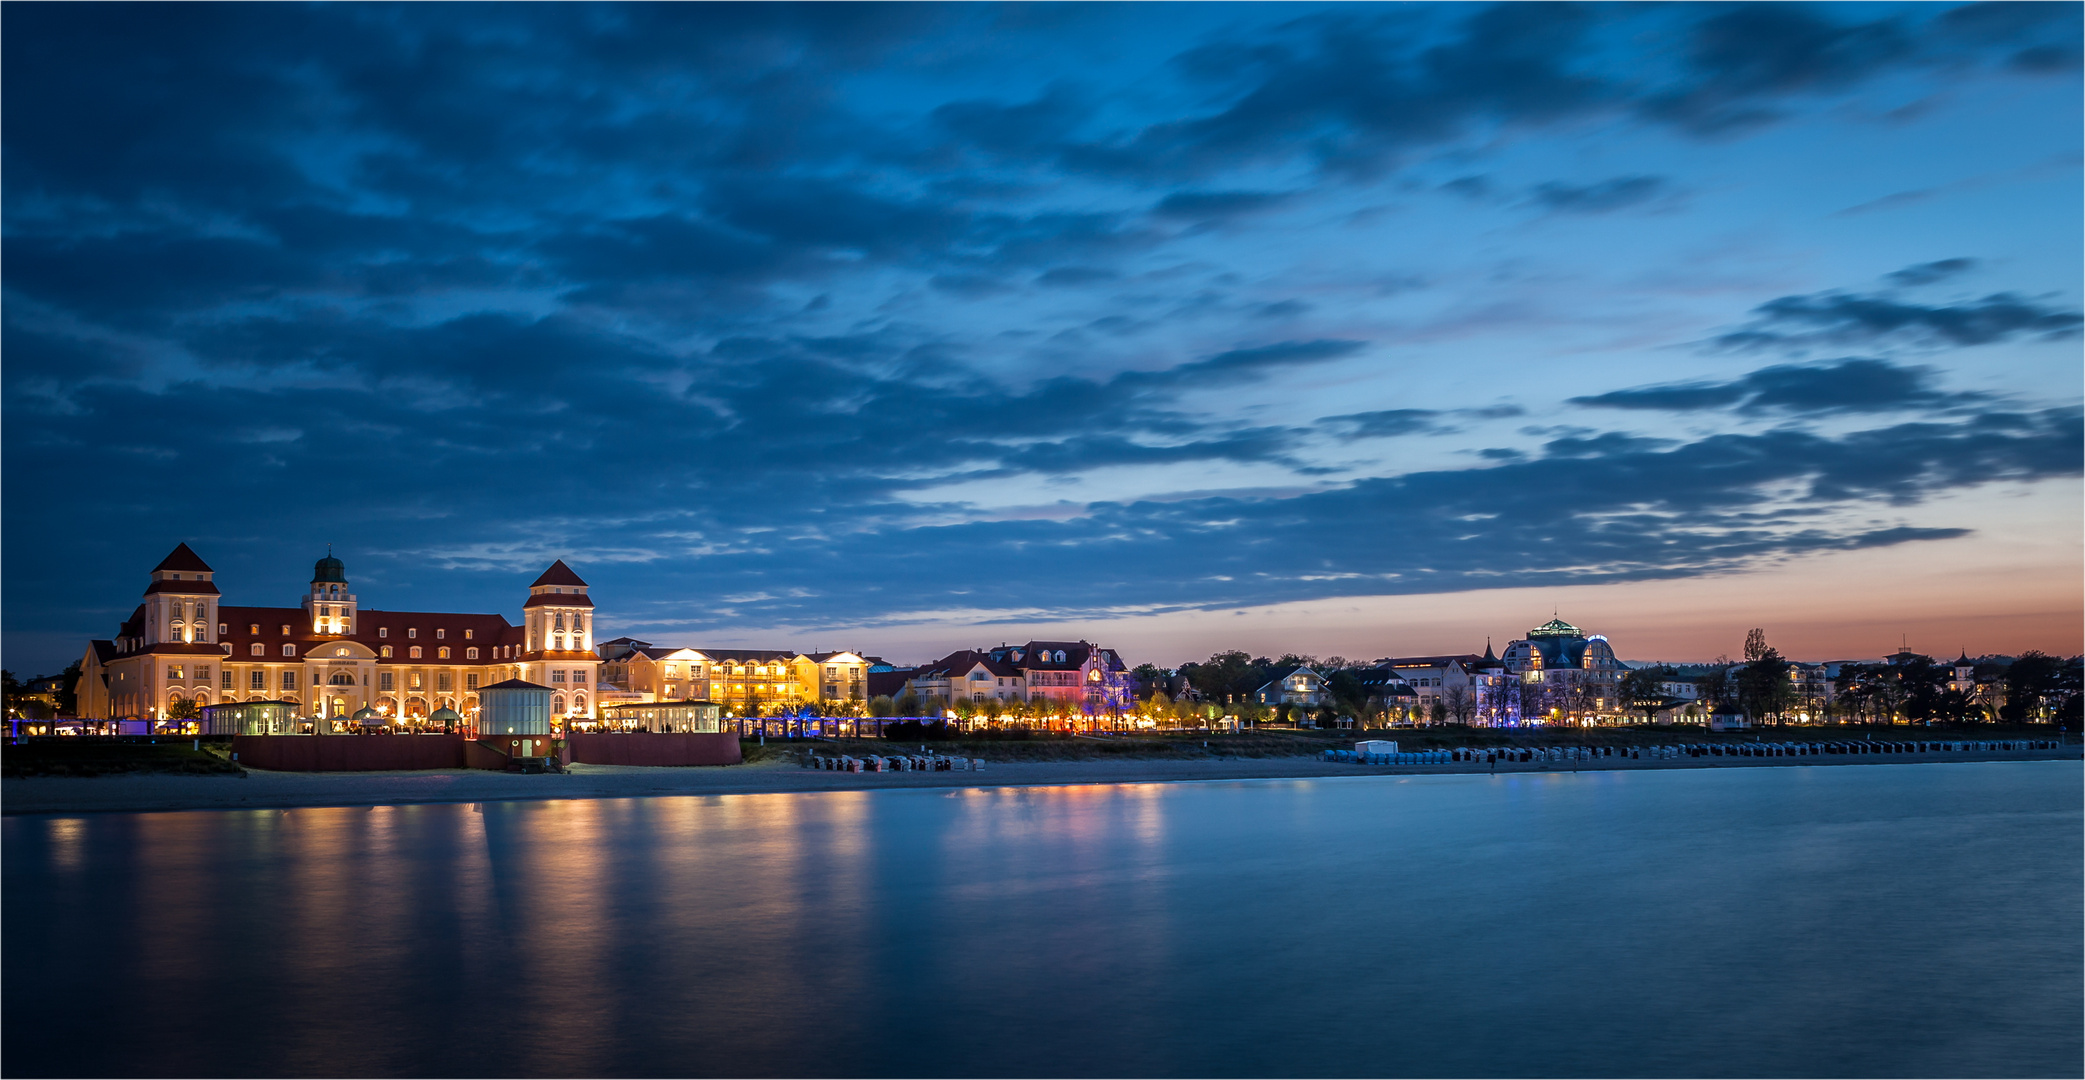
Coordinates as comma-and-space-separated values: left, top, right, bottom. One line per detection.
465, 674, 479, 691
409, 646, 423, 659
250, 624, 260, 634
551, 670, 566, 683
437, 674, 453, 692
665, 664, 678, 677
280, 671, 296, 691
409, 674, 423, 690
250, 671, 265, 690
380, 646, 393, 658
380, 673, 394, 691
219, 623, 228, 635
466, 647, 478, 660
312, 672, 321, 685
197, 666, 210, 683
378, 627, 389, 638
282, 644, 296, 657
436, 629, 446, 640
573, 671, 587, 684
250, 643, 265, 656
554, 613, 566, 631
438, 647, 451, 659
281, 624, 291, 635
407, 628, 417, 639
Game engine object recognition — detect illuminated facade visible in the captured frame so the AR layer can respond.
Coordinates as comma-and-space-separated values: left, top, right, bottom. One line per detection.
77, 545, 603, 724
900, 640, 1135, 713
595, 640, 869, 712
1500, 617, 1625, 712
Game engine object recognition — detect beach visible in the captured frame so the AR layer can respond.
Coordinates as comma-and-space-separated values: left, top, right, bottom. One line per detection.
3, 744, 2074, 816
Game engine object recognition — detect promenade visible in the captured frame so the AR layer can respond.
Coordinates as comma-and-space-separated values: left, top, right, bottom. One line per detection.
4, 744, 2075, 816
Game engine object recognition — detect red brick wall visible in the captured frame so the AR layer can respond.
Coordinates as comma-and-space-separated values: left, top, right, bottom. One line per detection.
566, 732, 741, 766
232, 734, 466, 772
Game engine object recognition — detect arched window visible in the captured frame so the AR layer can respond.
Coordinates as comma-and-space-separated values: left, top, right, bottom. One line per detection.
573, 693, 587, 714
552, 695, 568, 714
410, 646, 423, 659
436, 629, 446, 640
328, 672, 354, 686
380, 646, 393, 658
438, 647, 451, 659
466, 647, 479, 660
250, 643, 265, 656
407, 628, 418, 639
282, 644, 296, 657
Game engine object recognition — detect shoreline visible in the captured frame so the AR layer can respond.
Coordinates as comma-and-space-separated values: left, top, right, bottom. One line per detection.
3, 747, 2076, 817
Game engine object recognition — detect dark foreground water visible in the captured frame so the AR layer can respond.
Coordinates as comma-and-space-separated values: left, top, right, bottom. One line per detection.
5, 762, 2079, 1078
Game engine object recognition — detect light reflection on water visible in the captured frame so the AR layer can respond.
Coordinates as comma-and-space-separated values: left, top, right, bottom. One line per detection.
5, 763, 2079, 1078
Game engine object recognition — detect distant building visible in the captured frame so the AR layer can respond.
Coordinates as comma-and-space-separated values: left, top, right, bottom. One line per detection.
1254, 666, 1330, 708
595, 639, 869, 712
1500, 617, 1626, 715
896, 640, 1135, 715
77, 545, 601, 727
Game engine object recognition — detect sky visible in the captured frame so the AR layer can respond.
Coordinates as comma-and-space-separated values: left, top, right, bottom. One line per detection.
4, 1, 2080, 675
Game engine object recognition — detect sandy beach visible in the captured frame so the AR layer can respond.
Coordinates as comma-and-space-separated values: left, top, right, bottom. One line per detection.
3, 746, 2074, 816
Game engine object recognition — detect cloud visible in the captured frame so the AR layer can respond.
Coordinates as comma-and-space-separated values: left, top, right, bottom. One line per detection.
1570, 358, 1973, 415
1884, 258, 1978, 287
1711, 290, 2083, 352
1151, 190, 1291, 222
1527, 175, 1669, 214
1318, 405, 1525, 439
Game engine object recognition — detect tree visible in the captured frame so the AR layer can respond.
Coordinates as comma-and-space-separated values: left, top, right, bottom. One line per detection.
1736, 644, 1793, 724
1132, 663, 1168, 701
0, 670, 20, 719
166, 697, 201, 721
1428, 699, 1447, 726
1442, 684, 1476, 725
1184, 651, 1256, 703
1744, 628, 1771, 663
1619, 665, 1677, 723
893, 690, 922, 717
56, 660, 83, 716
2002, 651, 2062, 722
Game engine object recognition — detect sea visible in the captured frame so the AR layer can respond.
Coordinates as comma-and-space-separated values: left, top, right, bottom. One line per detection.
4, 761, 2079, 1077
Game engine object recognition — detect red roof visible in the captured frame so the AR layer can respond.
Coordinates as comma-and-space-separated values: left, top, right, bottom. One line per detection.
216, 606, 518, 664
522, 593, 595, 609
144, 578, 220, 596
152, 543, 214, 573
529, 560, 588, 588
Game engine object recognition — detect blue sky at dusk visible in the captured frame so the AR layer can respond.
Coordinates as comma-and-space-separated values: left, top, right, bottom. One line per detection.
5, 2, 2080, 674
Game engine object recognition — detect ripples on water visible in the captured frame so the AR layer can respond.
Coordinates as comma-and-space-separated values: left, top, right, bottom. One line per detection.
5, 763, 2079, 1078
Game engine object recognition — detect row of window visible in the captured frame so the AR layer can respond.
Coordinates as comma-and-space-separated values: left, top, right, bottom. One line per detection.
235, 642, 518, 660
231, 621, 479, 641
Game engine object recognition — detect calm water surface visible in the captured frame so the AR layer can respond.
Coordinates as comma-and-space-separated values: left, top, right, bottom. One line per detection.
5, 762, 2079, 1077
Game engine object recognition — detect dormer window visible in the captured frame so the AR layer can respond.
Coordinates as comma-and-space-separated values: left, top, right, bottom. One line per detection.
436, 629, 446, 640
250, 624, 259, 634
281, 624, 292, 635
438, 647, 451, 659
380, 646, 393, 658
466, 647, 479, 660
410, 646, 423, 659
378, 627, 388, 638
169, 573, 181, 580
463, 629, 473, 640
407, 628, 418, 639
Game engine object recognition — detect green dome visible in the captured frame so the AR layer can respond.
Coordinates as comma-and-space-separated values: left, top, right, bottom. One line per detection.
312, 553, 347, 583
428, 707, 463, 724
352, 705, 382, 724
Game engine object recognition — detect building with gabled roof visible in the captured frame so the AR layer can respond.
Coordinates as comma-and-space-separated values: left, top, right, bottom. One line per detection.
77, 545, 602, 729
595, 638, 869, 713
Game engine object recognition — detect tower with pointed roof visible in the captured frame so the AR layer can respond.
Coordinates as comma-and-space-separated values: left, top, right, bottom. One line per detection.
301, 548, 358, 637
142, 543, 221, 648
519, 560, 600, 718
